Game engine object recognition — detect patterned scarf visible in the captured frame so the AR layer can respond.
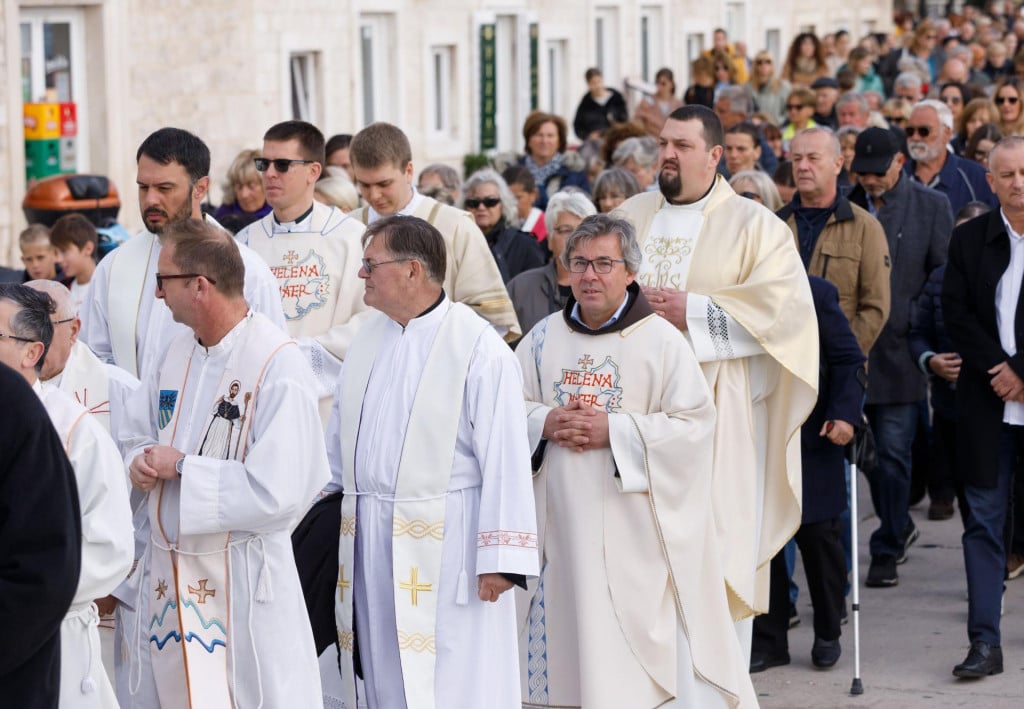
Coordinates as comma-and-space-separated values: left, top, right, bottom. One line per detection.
525, 152, 565, 187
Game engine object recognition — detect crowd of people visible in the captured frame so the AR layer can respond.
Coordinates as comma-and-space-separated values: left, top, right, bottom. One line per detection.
2, 5, 1024, 709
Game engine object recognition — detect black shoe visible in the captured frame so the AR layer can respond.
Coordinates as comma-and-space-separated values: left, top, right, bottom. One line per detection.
812, 637, 841, 669
952, 641, 1003, 678
788, 602, 800, 628
866, 554, 898, 587
928, 500, 955, 520
750, 650, 790, 673
897, 522, 920, 565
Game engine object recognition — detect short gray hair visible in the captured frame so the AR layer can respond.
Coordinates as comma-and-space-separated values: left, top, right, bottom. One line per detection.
561, 213, 642, 274
792, 126, 841, 159
418, 163, 460, 192
836, 92, 869, 115
461, 168, 519, 226
894, 72, 923, 91
612, 136, 659, 169
913, 98, 954, 130
544, 191, 597, 234
729, 170, 783, 212
717, 85, 752, 116
988, 135, 1024, 172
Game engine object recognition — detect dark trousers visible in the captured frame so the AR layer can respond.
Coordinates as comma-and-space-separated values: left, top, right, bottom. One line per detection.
753, 518, 846, 654
931, 412, 971, 525
963, 425, 1022, 646
865, 403, 918, 558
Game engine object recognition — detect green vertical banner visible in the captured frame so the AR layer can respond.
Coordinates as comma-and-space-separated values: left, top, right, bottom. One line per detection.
480, 23, 497, 151
530, 23, 539, 111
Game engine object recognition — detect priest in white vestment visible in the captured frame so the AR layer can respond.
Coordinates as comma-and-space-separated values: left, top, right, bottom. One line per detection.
236, 120, 369, 418
348, 121, 521, 341
513, 215, 756, 708
616, 106, 819, 647
80, 127, 285, 381
0, 284, 134, 709
329, 215, 538, 709
121, 221, 327, 708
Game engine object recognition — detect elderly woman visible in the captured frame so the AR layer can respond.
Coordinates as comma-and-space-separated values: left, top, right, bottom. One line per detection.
462, 168, 544, 284
214, 148, 271, 233
518, 111, 590, 210
506, 191, 596, 336
633, 67, 684, 137
314, 166, 359, 212
729, 170, 784, 212
592, 167, 641, 213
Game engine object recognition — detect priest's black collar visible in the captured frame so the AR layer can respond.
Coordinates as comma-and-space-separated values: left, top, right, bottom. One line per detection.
561, 282, 654, 336
414, 289, 446, 320
663, 177, 715, 206
273, 202, 314, 227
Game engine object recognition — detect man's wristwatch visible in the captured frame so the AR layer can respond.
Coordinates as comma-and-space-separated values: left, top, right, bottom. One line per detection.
175, 456, 185, 477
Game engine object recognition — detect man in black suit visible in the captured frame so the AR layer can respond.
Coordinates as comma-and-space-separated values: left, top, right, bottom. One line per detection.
942, 136, 1024, 679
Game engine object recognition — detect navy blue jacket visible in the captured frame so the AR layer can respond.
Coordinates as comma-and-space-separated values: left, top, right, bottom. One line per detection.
802, 277, 867, 524
904, 151, 998, 215
908, 264, 957, 420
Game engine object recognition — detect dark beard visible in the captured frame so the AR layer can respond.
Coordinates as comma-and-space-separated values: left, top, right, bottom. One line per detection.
146, 197, 194, 235
658, 170, 683, 202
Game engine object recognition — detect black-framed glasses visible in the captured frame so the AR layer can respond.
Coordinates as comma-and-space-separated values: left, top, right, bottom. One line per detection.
361, 258, 410, 273
905, 126, 932, 138
568, 257, 626, 274
786, 104, 807, 111
156, 273, 215, 290
464, 197, 502, 209
53, 317, 76, 326
253, 158, 316, 173
0, 331, 35, 344
996, 95, 1020, 105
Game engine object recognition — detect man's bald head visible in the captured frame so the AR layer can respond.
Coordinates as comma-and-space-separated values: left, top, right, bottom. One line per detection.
25, 280, 79, 380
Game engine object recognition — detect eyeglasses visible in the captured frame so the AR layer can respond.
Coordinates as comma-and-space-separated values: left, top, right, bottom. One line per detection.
884, 116, 907, 125
253, 158, 316, 173
53, 317, 76, 326
156, 273, 215, 290
996, 95, 1020, 105
940, 95, 963, 105
786, 104, 808, 111
905, 126, 933, 138
464, 197, 502, 209
0, 331, 35, 344
974, 150, 990, 161
552, 225, 576, 237
361, 257, 410, 273
568, 257, 626, 274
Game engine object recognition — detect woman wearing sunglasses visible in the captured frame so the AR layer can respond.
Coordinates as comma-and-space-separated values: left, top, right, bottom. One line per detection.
461, 168, 545, 284
992, 76, 1024, 137
749, 51, 791, 125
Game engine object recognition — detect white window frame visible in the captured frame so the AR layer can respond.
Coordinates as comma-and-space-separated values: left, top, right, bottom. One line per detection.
594, 6, 620, 86
725, 2, 747, 46
427, 45, 456, 138
359, 13, 396, 126
545, 38, 569, 119
765, 29, 782, 63
289, 51, 321, 124
639, 5, 665, 83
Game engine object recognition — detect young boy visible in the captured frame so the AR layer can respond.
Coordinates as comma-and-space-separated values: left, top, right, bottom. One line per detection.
49, 213, 98, 310
19, 223, 62, 283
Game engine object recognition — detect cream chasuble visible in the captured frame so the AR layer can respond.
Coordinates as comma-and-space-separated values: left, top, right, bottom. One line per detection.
514, 292, 756, 709
237, 201, 369, 421
618, 178, 818, 620
331, 299, 538, 709
351, 194, 522, 341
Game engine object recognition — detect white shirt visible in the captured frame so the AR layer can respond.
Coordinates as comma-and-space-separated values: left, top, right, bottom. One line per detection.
997, 210, 1024, 424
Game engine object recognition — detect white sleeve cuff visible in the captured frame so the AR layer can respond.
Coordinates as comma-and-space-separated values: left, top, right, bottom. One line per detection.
609, 413, 649, 493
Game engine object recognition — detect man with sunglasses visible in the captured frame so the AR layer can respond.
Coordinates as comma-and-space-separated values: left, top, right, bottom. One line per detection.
0, 283, 133, 709
847, 127, 953, 588
80, 128, 285, 381
236, 120, 369, 422
903, 99, 997, 214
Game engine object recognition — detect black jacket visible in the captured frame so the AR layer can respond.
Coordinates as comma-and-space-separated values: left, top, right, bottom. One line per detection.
484, 219, 546, 284
943, 209, 1024, 487
573, 89, 628, 140
908, 264, 957, 421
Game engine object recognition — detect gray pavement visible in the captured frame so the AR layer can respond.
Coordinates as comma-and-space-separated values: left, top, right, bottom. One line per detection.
751, 479, 1023, 708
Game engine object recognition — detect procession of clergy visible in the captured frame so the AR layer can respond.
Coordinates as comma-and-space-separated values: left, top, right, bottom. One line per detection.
4, 105, 821, 709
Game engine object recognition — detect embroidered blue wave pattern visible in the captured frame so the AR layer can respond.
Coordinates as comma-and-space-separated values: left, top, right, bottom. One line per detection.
276, 249, 330, 320
527, 563, 549, 703
149, 599, 227, 654
158, 390, 178, 430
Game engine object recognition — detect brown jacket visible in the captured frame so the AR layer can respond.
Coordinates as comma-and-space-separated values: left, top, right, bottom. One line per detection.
778, 195, 891, 354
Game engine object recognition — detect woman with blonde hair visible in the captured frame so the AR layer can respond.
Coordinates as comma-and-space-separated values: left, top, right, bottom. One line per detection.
214, 148, 271, 232
749, 51, 791, 125
992, 76, 1024, 137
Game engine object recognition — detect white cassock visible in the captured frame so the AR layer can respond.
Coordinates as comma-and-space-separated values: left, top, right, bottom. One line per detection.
36, 380, 134, 709
118, 312, 328, 709
327, 297, 538, 709
79, 214, 287, 379
236, 200, 369, 421
514, 292, 756, 709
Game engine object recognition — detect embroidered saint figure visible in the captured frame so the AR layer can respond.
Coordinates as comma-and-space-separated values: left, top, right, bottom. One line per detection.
198, 380, 244, 459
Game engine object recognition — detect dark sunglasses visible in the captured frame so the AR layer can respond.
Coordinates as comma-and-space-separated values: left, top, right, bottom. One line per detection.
786, 103, 808, 110
156, 273, 216, 290
465, 197, 502, 209
905, 126, 932, 138
996, 95, 1020, 105
253, 157, 315, 173
940, 95, 963, 105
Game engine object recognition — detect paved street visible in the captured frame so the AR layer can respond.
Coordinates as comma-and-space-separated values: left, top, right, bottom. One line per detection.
752, 477, 1023, 708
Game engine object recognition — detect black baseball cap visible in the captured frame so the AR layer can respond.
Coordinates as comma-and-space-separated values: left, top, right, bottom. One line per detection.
851, 127, 899, 174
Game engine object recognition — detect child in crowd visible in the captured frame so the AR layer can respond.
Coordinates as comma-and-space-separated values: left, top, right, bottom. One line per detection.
18, 223, 61, 283
49, 213, 98, 310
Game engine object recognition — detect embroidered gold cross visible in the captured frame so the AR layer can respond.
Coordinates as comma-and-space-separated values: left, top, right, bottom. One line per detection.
155, 579, 168, 600
188, 578, 216, 604
337, 565, 351, 602
578, 354, 594, 369
283, 250, 300, 266
398, 567, 432, 607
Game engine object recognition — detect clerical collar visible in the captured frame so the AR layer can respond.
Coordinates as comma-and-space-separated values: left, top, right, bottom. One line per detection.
196, 310, 254, 354
272, 203, 315, 232
368, 187, 425, 224
663, 177, 715, 208
414, 290, 446, 320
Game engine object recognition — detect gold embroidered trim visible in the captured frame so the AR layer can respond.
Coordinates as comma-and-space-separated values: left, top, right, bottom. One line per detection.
397, 631, 436, 654
392, 516, 444, 540
340, 515, 356, 536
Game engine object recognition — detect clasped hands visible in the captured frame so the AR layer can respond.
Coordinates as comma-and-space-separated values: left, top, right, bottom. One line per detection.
989, 361, 1024, 402
128, 445, 184, 492
543, 399, 610, 452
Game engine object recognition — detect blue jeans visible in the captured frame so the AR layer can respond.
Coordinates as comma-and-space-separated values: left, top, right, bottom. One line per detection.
963, 425, 1021, 646
865, 403, 918, 558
